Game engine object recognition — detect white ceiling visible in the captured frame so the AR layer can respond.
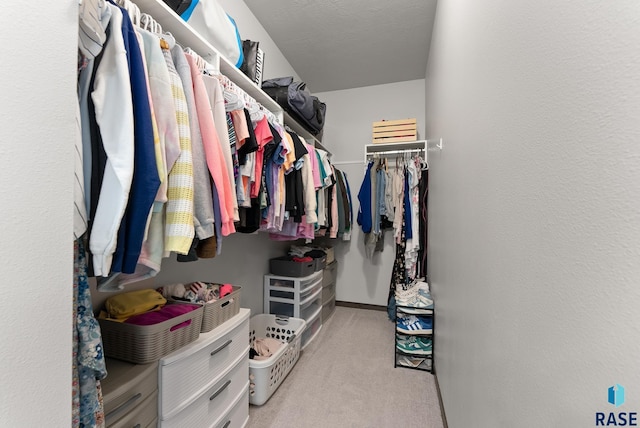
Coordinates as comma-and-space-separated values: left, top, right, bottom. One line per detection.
244, 0, 438, 93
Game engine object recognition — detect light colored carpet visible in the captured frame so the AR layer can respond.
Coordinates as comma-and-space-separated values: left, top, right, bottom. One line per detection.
247, 306, 444, 428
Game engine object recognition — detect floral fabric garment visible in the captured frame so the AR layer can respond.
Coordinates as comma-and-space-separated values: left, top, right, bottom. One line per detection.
75, 238, 107, 428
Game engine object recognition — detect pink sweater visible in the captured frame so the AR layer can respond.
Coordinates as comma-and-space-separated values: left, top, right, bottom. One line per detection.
186, 54, 236, 236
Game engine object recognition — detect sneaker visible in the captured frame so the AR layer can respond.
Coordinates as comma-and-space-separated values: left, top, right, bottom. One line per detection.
396, 335, 433, 355
396, 355, 433, 370
414, 279, 430, 293
396, 355, 424, 368
414, 281, 433, 303
396, 315, 433, 334
395, 286, 418, 301
396, 293, 434, 313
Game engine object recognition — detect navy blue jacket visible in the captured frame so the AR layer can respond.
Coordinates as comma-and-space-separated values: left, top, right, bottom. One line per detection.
110, 4, 161, 274
357, 162, 373, 233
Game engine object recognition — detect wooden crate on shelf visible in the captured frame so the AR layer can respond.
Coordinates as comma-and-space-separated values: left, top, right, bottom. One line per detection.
372, 118, 417, 144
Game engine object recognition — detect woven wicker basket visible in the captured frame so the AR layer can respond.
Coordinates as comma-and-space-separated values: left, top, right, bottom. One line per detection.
99, 304, 203, 364
199, 285, 242, 333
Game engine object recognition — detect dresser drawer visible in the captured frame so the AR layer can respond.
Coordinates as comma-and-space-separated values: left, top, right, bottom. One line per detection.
211, 383, 250, 428
265, 270, 322, 290
159, 356, 249, 428
102, 359, 158, 427
109, 389, 158, 428
322, 261, 337, 288
322, 282, 335, 305
159, 310, 250, 419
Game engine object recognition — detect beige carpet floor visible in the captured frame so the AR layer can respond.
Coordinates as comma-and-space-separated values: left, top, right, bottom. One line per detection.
247, 305, 444, 428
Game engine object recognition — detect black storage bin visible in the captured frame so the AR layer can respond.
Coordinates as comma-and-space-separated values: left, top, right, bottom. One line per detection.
269, 257, 315, 277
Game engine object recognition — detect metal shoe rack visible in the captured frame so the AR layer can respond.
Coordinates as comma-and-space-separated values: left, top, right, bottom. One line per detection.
394, 305, 434, 373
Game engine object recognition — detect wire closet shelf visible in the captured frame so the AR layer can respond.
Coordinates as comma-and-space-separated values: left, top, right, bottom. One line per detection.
364, 138, 443, 164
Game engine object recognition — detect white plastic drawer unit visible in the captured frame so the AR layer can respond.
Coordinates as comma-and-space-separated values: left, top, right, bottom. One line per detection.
101, 358, 158, 428
158, 309, 250, 420
268, 284, 322, 321
264, 271, 322, 317
210, 383, 250, 428
159, 357, 249, 428
301, 309, 322, 350
109, 390, 158, 428
265, 270, 323, 291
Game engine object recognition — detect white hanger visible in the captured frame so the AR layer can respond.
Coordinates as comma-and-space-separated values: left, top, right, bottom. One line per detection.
127, 2, 141, 26
185, 48, 207, 71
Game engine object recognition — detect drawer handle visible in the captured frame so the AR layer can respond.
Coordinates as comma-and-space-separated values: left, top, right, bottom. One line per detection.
209, 380, 231, 401
104, 393, 142, 421
221, 421, 231, 428
134, 425, 141, 428
210, 339, 232, 356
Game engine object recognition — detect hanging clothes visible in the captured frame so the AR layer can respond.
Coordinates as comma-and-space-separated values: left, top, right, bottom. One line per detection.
388, 178, 409, 318
418, 168, 429, 278
404, 158, 420, 280
110, 6, 161, 275
356, 151, 428, 315
79, 1, 347, 273
74, 238, 107, 428
171, 44, 215, 241
162, 44, 196, 254
357, 161, 374, 233
338, 169, 354, 241
88, 4, 135, 277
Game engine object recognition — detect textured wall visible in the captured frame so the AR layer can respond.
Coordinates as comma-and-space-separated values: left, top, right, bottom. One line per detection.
217, 0, 301, 81
316, 80, 426, 306
0, 2, 76, 426
426, 0, 640, 426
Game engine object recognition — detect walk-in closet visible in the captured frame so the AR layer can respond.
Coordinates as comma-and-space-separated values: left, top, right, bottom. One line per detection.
4, 0, 640, 427
70, 0, 442, 426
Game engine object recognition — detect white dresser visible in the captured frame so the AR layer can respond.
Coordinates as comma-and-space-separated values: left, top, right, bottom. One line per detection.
158, 308, 250, 428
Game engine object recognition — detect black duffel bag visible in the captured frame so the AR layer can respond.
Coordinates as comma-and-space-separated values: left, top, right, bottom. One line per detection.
263, 77, 326, 136
162, 0, 193, 15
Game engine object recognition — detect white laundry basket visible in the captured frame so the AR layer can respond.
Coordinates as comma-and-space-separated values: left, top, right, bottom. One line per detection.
248, 314, 306, 406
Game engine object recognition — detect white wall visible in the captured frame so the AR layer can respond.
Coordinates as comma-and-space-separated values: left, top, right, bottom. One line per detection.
426, 1, 640, 426
217, 0, 301, 81
0, 2, 76, 426
92, 234, 291, 316
315, 80, 425, 306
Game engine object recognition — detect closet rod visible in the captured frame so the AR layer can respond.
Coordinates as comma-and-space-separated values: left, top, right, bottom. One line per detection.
366, 148, 424, 157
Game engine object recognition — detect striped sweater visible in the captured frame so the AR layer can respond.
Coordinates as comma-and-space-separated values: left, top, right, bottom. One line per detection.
163, 47, 195, 254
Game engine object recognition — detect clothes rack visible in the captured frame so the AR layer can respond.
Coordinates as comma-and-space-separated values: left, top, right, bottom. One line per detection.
364, 138, 443, 164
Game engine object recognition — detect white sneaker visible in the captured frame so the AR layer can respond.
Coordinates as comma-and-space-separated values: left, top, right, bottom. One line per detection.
412, 278, 430, 292
395, 286, 418, 305
397, 293, 433, 311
